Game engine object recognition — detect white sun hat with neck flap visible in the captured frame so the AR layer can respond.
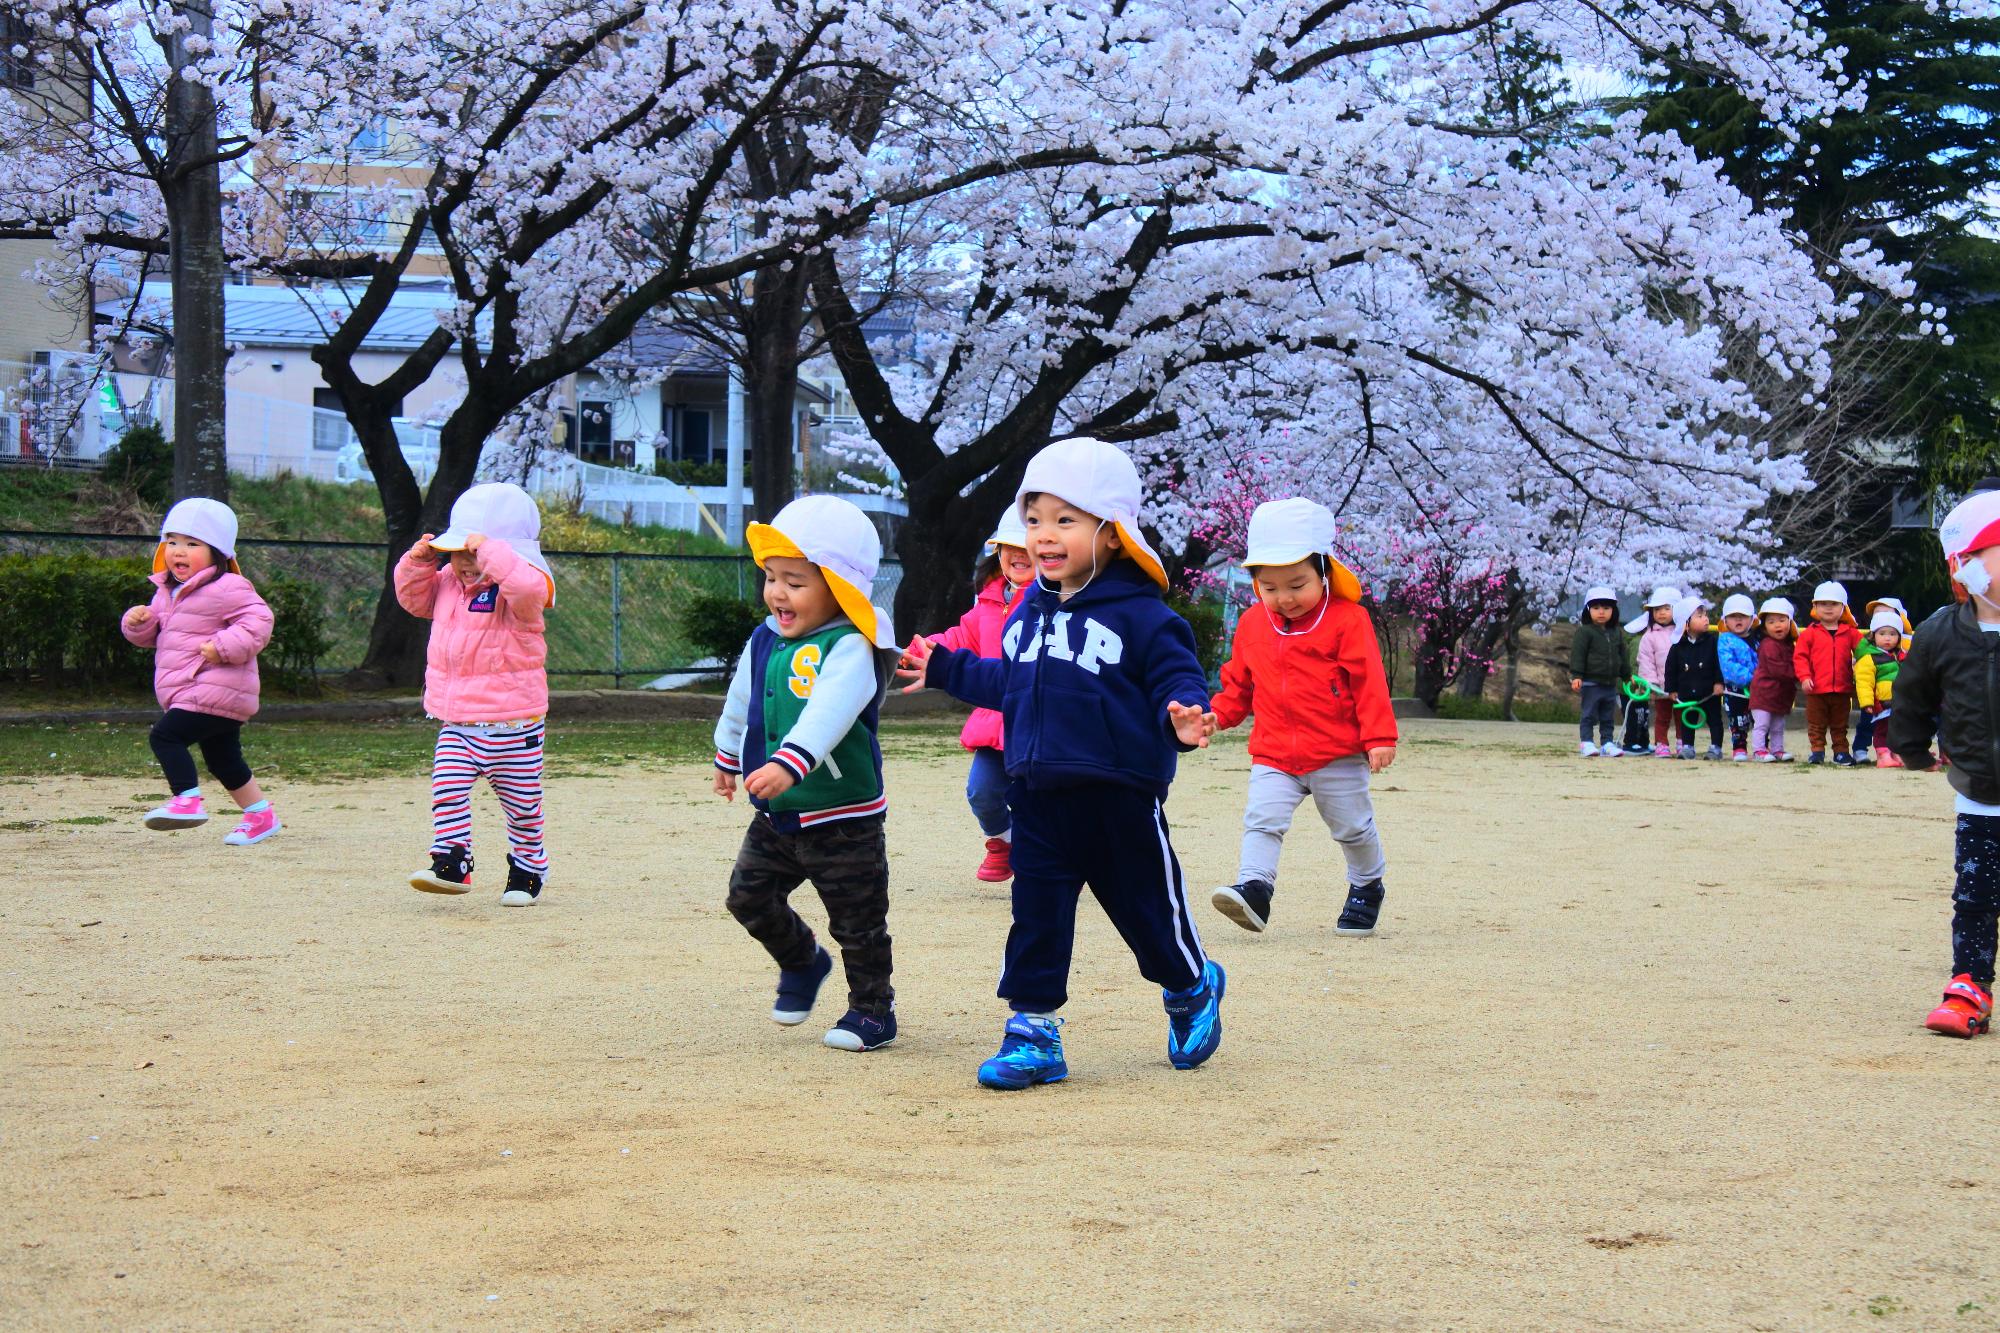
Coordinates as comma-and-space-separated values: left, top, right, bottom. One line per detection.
1240, 497, 1365, 602
428, 482, 555, 605
1626, 584, 1682, 634
1016, 436, 1167, 589
985, 507, 1029, 553
156, 497, 240, 574
747, 494, 896, 648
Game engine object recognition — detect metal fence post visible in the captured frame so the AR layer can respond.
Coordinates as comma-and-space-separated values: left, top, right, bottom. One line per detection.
610, 553, 623, 688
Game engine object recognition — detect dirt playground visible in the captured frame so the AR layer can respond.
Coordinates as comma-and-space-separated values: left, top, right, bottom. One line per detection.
3, 719, 1997, 1330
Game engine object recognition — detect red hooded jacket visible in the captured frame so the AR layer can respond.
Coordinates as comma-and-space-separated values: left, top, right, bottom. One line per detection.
1793, 619, 1861, 697
1211, 596, 1398, 774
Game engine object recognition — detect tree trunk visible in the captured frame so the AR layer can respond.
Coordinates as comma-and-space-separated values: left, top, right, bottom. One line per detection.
890, 449, 1040, 640
1412, 649, 1449, 712
1499, 620, 1523, 722
164, 6, 228, 503
743, 265, 810, 521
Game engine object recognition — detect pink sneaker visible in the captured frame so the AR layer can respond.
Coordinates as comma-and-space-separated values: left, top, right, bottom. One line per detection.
223, 806, 282, 846
143, 794, 207, 830
975, 837, 1013, 882
1652, 744, 1673, 758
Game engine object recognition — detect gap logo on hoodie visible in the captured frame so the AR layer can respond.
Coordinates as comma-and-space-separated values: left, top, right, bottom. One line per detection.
1003, 610, 1125, 675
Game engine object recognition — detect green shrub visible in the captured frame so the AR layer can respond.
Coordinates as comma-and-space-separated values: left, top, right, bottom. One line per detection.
682, 587, 765, 675
260, 571, 331, 692
656, 459, 728, 486
0, 552, 153, 686
1436, 692, 1578, 723
1168, 592, 1228, 680
98, 424, 173, 505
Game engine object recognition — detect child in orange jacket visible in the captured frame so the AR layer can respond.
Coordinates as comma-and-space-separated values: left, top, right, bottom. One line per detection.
1205, 499, 1397, 938
1794, 579, 1862, 765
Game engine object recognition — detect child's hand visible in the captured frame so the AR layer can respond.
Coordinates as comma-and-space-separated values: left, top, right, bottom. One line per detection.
408, 533, 437, 562
895, 635, 933, 695
1570, 677, 1582, 692
123, 606, 151, 629
1167, 701, 1213, 748
1367, 745, 1397, 774
713, 769, 737, 801
462, 533, 485, 552
1668, 693, 1680, 704
198, 641, 222, 664
1801, 677, 1814, 692
744, 761, 797, 800
1712, 683, 1724, 696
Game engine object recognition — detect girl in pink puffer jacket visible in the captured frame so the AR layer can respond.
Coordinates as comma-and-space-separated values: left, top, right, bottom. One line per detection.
121, 498, 281, 845
394, 483, 556, 907
922, 513, 1034, 882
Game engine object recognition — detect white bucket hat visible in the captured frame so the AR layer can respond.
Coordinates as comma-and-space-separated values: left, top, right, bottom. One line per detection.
430, 482, 555, 605
1670, 595, 1706, 630
1582, 584, 1618, 606
1016, 436, 1167, 589
1758, 596, 1794, 619
1868, 609, 1905, 636
1240, 497, 1364, 601
1864, 595, 1912, 634
1809, 579, 1856, 626
747, 494, 896, 648
1626, 584, 1681, 634
1720, 593, 1757, 621
985, 508, 1029, 553
156, 497, 241, 574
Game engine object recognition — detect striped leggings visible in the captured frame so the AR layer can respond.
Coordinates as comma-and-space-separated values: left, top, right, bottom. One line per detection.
430, 722, 548, 874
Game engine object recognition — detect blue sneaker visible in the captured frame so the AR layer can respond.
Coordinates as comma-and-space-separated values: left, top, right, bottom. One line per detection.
976, 1014, 1067, 1090
1164, 960, 1226, 1070
772, 946, 833, 1026
823, 1008, 897, 1052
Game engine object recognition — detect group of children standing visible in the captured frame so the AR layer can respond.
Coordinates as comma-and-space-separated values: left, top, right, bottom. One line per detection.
1569, 581, 1910, 766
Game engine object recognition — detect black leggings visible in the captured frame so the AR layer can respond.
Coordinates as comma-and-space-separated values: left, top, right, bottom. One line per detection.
1955, 814, 2000, 986
150, 709, 251, 794
1677, 696, 1723, 748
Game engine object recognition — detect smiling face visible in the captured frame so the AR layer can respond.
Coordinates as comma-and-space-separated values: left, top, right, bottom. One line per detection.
161, 532, 216, 583
448, 550, 483, 588
996, 543, 1035, 588
761, 555, 839, 638
1253, 558, 1326, 621
1022, 492, 1122, 595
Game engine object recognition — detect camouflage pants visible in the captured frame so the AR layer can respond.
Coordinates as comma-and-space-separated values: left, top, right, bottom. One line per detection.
726, 813, 893, 1017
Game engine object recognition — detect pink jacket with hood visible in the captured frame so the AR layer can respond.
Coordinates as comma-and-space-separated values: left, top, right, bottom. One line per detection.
1636, 621, 1678, 689
122, 564, 274, 722
928, 575, 1018, 751
395, 538, 552, 724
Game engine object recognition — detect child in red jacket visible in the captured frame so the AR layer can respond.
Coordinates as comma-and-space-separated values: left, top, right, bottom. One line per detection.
1794, 579, 1862, 765
1206, 499, 1397, 938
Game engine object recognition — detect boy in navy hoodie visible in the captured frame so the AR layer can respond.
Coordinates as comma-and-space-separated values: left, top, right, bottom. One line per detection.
901, 437, 1222, 1090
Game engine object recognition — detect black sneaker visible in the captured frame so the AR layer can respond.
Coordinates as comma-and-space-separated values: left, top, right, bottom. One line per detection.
1336, 879, 1385, 936
1210, 879, 1274, 932
772, 946, 833, 1026
410, 846, 474, 895
822, 1008, 897, 1052
1833, 751, 1856, 767
500, 856, 543, 907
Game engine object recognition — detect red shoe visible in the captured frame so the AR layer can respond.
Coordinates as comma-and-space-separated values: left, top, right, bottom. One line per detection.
975, 837, 1012, 882
1926, 975, 1993, 1038
1875, 747, 1903, 769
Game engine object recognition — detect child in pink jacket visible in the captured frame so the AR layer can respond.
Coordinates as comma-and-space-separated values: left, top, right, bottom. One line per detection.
394, 483, 556, 907
121, 498, 280, 845
924, 513, 1034, 881
1626, 585, 1682, 757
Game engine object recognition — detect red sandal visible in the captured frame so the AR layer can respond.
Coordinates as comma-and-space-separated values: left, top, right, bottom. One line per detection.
1926, 975, 1993, 1038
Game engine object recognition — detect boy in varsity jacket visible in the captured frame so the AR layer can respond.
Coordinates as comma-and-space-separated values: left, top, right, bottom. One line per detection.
714, 496, 901, 1054
901, 436, 1222, 1091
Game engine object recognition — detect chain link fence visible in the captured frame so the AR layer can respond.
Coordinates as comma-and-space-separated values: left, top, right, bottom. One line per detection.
2, 531, 906, 687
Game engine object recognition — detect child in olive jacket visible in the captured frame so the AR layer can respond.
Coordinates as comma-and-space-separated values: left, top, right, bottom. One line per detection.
1568, 585, 1629, 757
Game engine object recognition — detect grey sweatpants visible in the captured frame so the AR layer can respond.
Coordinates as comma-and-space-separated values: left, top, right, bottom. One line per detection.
1238, 757, 1387, 888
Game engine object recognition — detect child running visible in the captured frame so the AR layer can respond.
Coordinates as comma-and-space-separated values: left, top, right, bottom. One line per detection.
1628, 586, 1682, 757
1569, 585, 1629, 758
1665, 596, 1724, 759
1890, 491, 2000, 1036
1718, 594, 1758, 761
396, 482, 556, 906
1749, 597, 1798, 762
925, 510, 1034, 881
713, 495, 901, 1053
1855, 609, 1908, 768
900, 436, 1221, 1090
1795, 580, 1861, 765
1207, 497, 1397, 935
121, 498, 280, 845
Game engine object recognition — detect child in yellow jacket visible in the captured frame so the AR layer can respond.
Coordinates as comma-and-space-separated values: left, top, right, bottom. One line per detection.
1856, 609, 1907, 768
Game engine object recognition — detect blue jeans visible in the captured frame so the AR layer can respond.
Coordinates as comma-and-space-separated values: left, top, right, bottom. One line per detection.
966, 746, 1010, 837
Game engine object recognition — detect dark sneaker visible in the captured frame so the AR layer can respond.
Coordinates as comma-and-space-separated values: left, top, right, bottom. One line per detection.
1808, 751, 1826, 766
1210, 879, 1273, 933
977, 1014, 1067, 1090
772, 946, 833, 1026
500, 856, 543, 907
1833, 751, 1856, 767
410, 846, 474, 895
1164, 960, 1226, 1070
1336, 878, 1386, 936
823, 1008, 897, 1052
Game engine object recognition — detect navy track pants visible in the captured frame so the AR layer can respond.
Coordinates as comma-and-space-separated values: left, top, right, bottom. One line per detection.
1000, 783, 1207, 1013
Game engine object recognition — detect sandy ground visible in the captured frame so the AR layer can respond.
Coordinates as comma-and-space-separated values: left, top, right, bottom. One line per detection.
3, 718, 1998, 1331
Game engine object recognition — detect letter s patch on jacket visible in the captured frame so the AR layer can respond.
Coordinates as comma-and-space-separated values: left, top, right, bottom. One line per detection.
787, 643, 822, 699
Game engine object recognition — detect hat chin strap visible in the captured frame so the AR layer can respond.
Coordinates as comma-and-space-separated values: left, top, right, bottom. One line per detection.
1266, 576, 1333, 637
1034, 520, 1109, 599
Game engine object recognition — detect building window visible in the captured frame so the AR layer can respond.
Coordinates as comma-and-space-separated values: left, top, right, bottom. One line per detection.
3, 16, 35, 90
579, 398, 614, 463
351, 117, 389, 158
675, 406, 713, 465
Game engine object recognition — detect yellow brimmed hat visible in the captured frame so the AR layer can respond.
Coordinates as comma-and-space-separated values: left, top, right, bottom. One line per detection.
1015, 436, 1168, 588
1239, 497, 1364, 602
155, 497, 241, 575
747, 495, 895, 648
